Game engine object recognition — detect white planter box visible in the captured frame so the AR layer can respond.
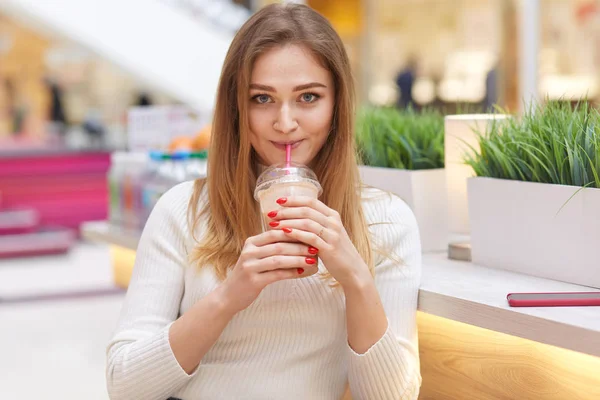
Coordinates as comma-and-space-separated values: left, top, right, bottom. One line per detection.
468, 177, 600, 288
359, 166, 448, 251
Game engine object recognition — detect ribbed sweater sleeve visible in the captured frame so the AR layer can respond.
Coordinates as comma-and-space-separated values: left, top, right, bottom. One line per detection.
106, 182, 197, 400
347, 191, 423, 400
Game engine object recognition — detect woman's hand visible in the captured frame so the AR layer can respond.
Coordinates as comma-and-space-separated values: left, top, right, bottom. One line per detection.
220, 229, 318, 315
266, 196, 371, 288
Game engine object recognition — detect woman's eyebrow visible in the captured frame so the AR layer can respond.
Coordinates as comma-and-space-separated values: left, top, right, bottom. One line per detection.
293, 82, 326, 91
249, 83, 275, 92
249, 82, 327, 92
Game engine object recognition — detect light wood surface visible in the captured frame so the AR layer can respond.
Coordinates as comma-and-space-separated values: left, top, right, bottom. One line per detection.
109, 246, 136, 289
420, 252, 600, 357
417, 312, 600, 400
81, 222, 600, 357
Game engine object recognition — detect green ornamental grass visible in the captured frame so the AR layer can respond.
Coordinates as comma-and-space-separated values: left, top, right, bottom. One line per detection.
356, 107, 444, 170
465, 101, 600, 189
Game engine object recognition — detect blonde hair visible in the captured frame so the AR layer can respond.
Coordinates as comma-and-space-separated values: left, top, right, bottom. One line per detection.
188, 3, 373, 282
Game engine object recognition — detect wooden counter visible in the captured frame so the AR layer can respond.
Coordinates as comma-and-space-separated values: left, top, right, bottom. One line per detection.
81, 221, 600, 358
82, 222, 600, 399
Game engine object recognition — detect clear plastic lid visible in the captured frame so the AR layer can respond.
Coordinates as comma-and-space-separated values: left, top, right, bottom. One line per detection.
254, 162, 322, 201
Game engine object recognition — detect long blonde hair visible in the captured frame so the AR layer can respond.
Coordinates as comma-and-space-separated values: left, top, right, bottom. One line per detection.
188, 3, 372, 282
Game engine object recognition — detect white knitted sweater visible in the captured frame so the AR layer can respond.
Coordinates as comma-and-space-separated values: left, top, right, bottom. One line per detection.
106, 181, 422, 400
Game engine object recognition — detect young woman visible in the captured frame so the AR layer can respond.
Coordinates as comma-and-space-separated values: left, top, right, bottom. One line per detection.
106, 4, 422, 400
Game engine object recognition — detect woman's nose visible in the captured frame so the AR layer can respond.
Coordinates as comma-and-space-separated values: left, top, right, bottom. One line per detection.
273, 104, 298, 134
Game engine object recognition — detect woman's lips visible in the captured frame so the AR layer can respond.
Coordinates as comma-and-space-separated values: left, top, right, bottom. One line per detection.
271, 140, 303, 151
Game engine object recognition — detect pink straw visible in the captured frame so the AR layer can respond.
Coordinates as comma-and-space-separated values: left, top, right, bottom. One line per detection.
285, 144, 291, 167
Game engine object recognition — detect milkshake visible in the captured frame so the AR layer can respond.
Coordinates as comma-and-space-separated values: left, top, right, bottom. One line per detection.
254, 162, 322, 232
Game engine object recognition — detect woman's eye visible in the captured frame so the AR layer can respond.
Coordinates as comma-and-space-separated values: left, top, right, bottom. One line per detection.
300, 93, 319, 103
253, 94, 271, 104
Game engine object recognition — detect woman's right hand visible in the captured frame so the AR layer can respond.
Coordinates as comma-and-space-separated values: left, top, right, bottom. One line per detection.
218, 229, 319, 315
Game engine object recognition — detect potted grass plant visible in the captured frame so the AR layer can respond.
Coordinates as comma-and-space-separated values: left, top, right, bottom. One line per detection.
356, 107, 448, 251
465, 101, 600, 288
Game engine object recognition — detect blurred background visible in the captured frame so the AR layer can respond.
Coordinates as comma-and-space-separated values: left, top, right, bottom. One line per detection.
0, 0, 599, 399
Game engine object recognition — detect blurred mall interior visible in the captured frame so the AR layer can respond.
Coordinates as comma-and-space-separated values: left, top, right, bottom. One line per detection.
1, 0, 600, 399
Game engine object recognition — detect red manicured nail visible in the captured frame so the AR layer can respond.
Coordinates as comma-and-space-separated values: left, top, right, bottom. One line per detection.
305, 257, 316, 265
308, 246, 318, 255
297, 268, 304, 274
267, 211, 278, 218
282, 227, 292, 234
276, 197, 287, 205
269, 221, 279, 227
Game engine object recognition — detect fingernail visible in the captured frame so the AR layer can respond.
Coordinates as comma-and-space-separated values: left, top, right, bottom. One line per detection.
308, 246, 318, 255
305, 257, 316, 265
276, 197, 287, 205
267, 211, 278, 218
269, 221, 279, 227
297, 268, 304, 274
282, 227, 292, 233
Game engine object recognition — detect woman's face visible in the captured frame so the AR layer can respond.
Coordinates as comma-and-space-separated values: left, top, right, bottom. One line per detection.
247, 44, 335, 167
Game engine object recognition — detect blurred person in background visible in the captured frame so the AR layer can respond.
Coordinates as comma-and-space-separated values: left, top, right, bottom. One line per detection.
135, 91, 153, 107
82, 108, 105, 148
44, 77, 68, 141
105, 4, 422, 400
4, 78, 27, 136
396, 55, 418, 110
484, 62, 499, 112
2, 78, 16, 135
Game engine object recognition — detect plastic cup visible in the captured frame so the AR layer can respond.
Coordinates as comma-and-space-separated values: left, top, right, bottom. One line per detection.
254, 162, 322, 278
254, 162, 322, 233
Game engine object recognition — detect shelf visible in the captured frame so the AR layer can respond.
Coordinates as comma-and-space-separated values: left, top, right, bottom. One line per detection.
420, 253, 600, 358
81, 221, 600, 358
0, 147, 111, 159
81, 221, 140, 251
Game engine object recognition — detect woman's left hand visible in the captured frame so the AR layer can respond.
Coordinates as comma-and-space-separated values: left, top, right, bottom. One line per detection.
267, 196, 370, 288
